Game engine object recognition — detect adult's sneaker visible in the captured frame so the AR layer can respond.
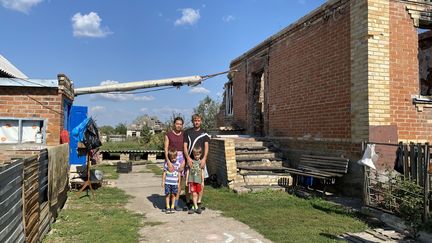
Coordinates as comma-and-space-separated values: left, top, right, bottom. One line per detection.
195, 208, 203, 214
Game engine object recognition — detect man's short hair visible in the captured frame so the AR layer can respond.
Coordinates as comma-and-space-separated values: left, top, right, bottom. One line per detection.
192, 114, 202, 121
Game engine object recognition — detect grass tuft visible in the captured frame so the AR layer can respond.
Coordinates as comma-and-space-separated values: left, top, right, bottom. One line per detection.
93, 164, 119, 180
43, 187, 142, 243
204, 188, 368, 243
146, 164, 163, 176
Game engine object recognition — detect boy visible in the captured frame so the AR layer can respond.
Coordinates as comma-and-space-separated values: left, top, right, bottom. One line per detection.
186, 146, 205, 214
183, 114, 210, 210
162, 148, 181, 214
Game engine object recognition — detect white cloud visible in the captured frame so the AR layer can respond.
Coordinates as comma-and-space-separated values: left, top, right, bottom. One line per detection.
72, 12, 112, 38
0, 0, 43, 13
90, 80, 155, 102
189, 86, 210, 94
140, 108, 148, 112
174, 8, 200, 26
90, 105, 106, 112
222, 15, 235, 22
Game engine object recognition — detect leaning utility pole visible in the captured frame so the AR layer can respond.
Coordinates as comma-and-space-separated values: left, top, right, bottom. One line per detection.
73, 70, 234, 96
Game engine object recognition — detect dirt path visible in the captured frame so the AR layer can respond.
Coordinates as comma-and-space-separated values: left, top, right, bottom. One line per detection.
116, 164, 271, 243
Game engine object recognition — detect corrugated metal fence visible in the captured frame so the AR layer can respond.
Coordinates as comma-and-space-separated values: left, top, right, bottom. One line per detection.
0, 144, 69, 243
0, 160, 25, 243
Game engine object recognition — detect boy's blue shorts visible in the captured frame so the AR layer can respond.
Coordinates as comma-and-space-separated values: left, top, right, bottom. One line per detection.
165, 184, 178, 195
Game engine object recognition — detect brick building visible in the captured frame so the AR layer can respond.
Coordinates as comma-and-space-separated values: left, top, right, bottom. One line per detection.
218, 0, 432, 190
0, 67, 74, 162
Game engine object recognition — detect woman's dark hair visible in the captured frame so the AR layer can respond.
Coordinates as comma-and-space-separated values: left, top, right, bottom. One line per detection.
173, 117, 184, 125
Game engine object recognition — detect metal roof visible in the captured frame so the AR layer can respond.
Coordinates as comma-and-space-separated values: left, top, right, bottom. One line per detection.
0, 55, 28, 79
0, 78, 58, 88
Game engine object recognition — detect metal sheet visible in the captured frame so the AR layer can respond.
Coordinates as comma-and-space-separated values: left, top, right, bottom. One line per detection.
0, 78, 58, 87
0, 55, 27, 79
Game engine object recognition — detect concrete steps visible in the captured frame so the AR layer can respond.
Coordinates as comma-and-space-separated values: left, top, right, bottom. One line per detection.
237, 159, 283, 168
230, 137, 292, 193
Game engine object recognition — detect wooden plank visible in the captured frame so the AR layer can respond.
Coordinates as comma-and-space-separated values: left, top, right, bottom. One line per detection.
299, 158, 349, 167
300, 158, 348, 166
298, 162, 347, 171
298, 165, 345, 175
283, 168, 333, 179
237, 166, 288, 171
301, 155, 349, 162
403, 144, 409, 178
300, 157, 349, 164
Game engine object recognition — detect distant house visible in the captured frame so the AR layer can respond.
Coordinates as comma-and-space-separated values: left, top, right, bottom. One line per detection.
126, 115, 164, 138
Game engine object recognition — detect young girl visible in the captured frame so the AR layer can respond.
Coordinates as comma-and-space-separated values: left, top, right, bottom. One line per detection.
186, 146, 204, 214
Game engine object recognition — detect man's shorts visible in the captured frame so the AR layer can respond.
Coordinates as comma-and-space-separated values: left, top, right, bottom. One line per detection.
165, 184, 178, 195
188, 182, 202, 193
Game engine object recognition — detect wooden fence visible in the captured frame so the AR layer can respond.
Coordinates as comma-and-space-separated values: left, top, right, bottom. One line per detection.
363, 142, 431, 223
0, 144, 69, 243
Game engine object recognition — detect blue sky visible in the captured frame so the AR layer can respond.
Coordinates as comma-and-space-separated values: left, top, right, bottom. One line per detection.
1, 0, 325, 126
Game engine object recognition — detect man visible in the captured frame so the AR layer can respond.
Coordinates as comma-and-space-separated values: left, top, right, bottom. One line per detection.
183, 114, 210, 210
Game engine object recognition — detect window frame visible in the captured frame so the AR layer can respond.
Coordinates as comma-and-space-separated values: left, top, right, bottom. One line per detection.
225, 81, 234, 116
0, 117, 47, 144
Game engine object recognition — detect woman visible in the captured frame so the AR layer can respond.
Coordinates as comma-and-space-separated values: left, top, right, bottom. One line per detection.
164, 117, 185, 211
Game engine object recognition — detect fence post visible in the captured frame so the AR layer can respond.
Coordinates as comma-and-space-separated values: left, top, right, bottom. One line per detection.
410, 142, 416, 181
362, 141, 371, 206
424, 143, 430, 223
403, 143, 409, 179
418, 143, 423, 186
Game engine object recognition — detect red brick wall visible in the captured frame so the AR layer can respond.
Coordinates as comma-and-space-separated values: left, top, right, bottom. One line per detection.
230, 62, 248, 129
230, 3, 351, 140
0, 87, 64, 145
389, 1, 432, 141
268, 11, 351, 139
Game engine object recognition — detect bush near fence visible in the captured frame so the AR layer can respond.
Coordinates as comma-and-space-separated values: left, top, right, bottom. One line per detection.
0, 144, 69, 243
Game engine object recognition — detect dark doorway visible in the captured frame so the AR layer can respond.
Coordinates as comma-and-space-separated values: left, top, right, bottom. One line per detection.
252, 71, 266, 136
418, 29, 431, 96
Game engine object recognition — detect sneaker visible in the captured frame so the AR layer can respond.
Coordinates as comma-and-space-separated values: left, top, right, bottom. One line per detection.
169, 208, 174, 214
174, 205, 182, 211
165, 208, 170, 214
197, 203, 206, 210
162, 208, 167, 213
188, 208, 195, 214
195, 208, 203, 214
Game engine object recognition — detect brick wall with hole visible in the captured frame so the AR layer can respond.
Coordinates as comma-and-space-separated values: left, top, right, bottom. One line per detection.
230, 0, 351, 139
389, 1, 432, 142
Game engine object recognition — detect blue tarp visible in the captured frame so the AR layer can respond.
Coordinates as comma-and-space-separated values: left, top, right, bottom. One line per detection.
71, 117, 90, 142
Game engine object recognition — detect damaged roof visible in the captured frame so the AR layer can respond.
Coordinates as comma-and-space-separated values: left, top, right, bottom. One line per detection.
0, 55, 28, 79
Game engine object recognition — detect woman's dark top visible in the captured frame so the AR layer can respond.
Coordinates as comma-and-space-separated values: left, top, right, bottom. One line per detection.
167, 130, 184, 151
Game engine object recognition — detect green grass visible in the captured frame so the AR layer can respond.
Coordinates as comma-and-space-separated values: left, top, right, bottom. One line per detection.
146, 164, 163, 176
44, 187, 142, 243
100, 137, 163, 151
204, 188, 368, 243
93, 164, 119, 180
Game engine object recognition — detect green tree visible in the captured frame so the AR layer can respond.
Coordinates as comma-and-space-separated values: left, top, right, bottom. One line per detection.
99, 125, 115, 135
114, 123, 127, 135
140, 125, 152, 144
193, 95, 220, 130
